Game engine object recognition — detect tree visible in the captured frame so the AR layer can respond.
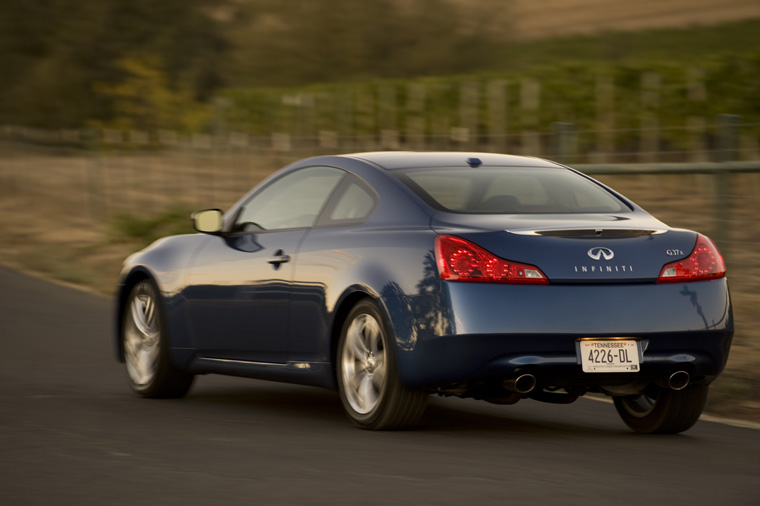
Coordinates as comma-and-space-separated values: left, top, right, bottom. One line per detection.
92, 56, 209, 132
0, 0, 227, 128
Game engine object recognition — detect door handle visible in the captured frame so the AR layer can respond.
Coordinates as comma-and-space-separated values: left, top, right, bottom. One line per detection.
267, 249, 291, 267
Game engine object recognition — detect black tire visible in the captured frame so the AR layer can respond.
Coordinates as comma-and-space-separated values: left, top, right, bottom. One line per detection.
613, 383, 709, 434
337, 299, 428, 430
122, 279, 194, 398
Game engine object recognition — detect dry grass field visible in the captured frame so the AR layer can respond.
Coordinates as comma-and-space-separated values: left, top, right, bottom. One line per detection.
0, 149, 757, 422
448, 0, 760, 39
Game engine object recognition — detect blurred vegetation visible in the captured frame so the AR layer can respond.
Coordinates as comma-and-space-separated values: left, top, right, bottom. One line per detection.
90, 56, 211, 132
218, 54, 760, 137
1, 0, 759, 132
0, 0, 224, 130
108, 204, 196, 246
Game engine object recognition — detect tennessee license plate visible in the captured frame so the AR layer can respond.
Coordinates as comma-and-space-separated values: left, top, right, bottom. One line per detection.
579, 339, 640, 373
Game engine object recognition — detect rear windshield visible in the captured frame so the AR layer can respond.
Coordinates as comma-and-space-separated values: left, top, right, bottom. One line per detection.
394, 167, 630, 214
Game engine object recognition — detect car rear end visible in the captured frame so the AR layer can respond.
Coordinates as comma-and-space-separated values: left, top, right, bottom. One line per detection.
403, 243, 732, 394
387, 158, 733, 401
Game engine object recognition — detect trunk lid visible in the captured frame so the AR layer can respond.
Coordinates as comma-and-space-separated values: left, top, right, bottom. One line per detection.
430, 212, 698, 283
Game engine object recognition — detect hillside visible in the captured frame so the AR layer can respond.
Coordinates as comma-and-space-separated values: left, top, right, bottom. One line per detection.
447, 0, 760, 40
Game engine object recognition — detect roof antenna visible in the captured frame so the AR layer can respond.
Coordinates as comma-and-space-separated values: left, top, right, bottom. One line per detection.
466, 157, 482, 168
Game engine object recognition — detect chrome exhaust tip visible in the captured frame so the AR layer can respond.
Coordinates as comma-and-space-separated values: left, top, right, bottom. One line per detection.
668, 371, 690, 391
504, 374, 537, 394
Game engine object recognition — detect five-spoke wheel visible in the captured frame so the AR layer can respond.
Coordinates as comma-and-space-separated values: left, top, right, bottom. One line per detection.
122, 279, 193, 398
341, 311, 387, 415
337, 300, 427, 429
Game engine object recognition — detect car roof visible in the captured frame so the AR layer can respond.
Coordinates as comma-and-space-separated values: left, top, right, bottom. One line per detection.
341, 151, 562, 170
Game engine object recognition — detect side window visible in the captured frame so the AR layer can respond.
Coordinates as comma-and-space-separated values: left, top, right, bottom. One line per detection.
330, 182, 375, 221
316, 176, 377, 227
233, 166, 344, 232
407, 173, 472, 210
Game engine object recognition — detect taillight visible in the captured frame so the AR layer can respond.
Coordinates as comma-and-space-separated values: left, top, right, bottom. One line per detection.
657, 234, 726, 283
435, 235, 548, 284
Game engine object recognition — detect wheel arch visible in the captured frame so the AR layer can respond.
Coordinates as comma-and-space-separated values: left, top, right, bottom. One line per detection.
328, 283, 420, 390
330, 288, 429, 429
329, 289, 377, 388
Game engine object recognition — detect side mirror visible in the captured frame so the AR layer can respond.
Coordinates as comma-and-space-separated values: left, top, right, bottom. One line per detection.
192, 209, 223, 234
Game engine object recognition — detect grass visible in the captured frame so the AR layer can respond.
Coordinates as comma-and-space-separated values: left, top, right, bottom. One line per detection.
496, 19, 760, 69
108, 204, 196, 247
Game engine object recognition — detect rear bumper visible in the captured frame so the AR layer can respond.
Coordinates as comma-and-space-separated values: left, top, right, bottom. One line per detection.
390, 279, 733, 389
400, 331, 732, 389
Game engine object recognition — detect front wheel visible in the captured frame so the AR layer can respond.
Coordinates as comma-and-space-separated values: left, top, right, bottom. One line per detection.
122, 279, 194, 398
337, 300, 427, 430
613, 383, 709, 434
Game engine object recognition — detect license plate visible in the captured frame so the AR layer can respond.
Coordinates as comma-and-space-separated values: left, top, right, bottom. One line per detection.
579, 339, 640, 373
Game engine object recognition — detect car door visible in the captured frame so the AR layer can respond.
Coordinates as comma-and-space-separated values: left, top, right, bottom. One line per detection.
288, 175, 379, 362
184, 166, 346, 363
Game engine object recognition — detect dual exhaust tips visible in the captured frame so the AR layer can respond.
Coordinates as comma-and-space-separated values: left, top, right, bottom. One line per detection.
502, 371, 690, 395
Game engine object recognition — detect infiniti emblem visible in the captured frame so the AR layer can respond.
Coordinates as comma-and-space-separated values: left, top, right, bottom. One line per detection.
588, 247, 615, 261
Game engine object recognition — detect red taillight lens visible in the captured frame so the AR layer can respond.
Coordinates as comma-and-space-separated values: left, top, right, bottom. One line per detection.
435, 235, 548, 284
657, 234, 726, 283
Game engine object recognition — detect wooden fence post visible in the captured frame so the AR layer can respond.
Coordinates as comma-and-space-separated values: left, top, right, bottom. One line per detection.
336, 89, 354, 149
520, 78, 541, 156
406, 83, 426, 150
639, 72, 661, 163
378, 85, 398, 149
595, 74, 615, 163
458, 81, 479, 149
486, 80, 508, 153
687, 69, 708, 162
553, 122, 575, 163
714, 113, 740, 256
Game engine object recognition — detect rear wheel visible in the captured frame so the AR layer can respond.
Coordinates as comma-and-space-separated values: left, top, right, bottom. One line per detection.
337, 300, 427, 430
122, 279, 194, 398
613, 383, 708, 434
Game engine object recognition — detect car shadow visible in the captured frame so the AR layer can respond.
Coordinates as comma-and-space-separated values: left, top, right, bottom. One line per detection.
418, 397, 625, 436
179, 378, 630, 437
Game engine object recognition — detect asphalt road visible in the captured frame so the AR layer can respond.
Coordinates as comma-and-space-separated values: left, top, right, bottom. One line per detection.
1, 266, 758, 506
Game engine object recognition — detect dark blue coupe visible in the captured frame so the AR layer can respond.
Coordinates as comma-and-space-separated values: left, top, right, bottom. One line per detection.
116, 152, 733, 433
